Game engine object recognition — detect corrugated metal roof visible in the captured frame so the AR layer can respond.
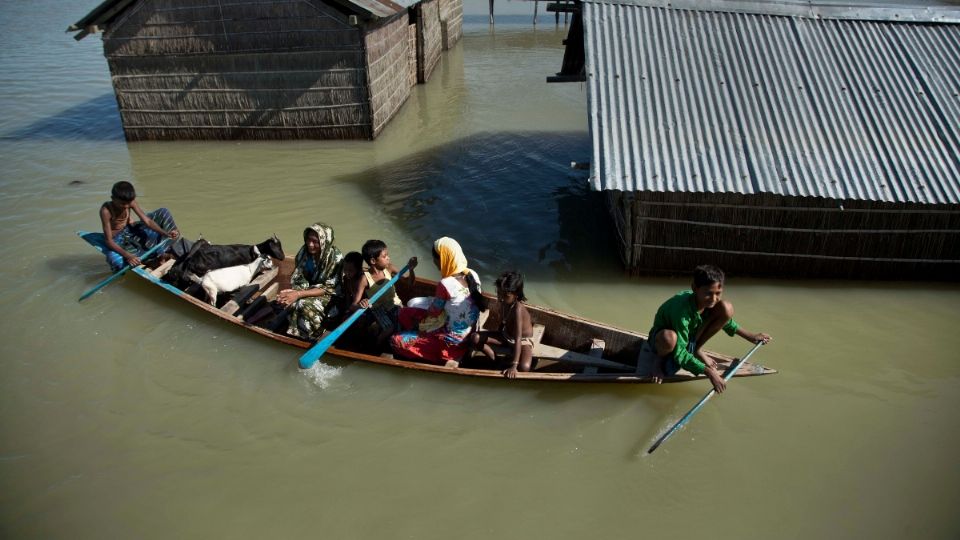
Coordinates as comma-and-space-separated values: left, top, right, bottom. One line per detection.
583, 1, 960, 204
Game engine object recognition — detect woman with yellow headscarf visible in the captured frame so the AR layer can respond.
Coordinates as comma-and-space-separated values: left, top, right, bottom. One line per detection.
390, 237, 488, 365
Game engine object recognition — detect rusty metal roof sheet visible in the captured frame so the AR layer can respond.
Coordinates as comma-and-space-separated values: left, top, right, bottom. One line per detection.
582, 1, 960, 204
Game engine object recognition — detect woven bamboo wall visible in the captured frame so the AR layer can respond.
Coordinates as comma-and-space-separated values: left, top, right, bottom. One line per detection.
102, 0, 371, 140
415, 0, 442, 83
365, 15, 412, 137
407, 24, 418, 88
438, 0, 463, 50
607, 191, 960, 280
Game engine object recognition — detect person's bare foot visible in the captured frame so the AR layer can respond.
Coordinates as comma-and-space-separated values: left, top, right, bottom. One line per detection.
444, 359, 459, 368
651, 358, 665, 384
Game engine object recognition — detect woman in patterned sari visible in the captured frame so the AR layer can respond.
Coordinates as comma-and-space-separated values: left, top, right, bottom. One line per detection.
390, 237, 488, 366
278, 222, 343, 340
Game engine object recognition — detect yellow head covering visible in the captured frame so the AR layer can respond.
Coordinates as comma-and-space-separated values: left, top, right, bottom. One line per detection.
433, 237, 469, 279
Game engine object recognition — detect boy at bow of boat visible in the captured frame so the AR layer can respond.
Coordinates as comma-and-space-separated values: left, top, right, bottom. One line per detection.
91, 181, 181, 270
470, 271, 534, 378
642, 264, 771, 393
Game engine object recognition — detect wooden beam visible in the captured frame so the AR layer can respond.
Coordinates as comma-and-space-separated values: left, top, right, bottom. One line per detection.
546, 2, 578, 13
533, 340, 632, 371
547, 74, 586, 83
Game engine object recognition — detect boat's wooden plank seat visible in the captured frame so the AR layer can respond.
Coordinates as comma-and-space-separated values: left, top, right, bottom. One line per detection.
151, 258, 176, 278
581, 339, 606, 374
239, 283, 279, 323
220, 266, 278, 316
533, 338, 633, 371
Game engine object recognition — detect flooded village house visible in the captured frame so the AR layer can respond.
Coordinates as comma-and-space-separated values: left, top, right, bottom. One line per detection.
550, 0, 960, 279
68, 0, 463, 140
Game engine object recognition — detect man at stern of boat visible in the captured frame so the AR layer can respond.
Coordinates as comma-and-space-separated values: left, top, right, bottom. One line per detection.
640, 264, 772, 393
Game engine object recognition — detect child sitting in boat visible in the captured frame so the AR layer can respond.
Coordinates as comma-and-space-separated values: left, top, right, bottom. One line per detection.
640, 264, 772, 393
89, 181, 181, 271
470, 271, 534, 378
353, 239, 417, 345
325, 251, 366, 326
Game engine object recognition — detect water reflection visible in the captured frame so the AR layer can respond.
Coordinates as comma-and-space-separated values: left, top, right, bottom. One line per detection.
1, 93, 123, 141
345, 130, 621, 279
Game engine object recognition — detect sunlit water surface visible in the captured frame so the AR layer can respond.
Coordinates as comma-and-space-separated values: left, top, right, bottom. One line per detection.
1, 2, 958, 539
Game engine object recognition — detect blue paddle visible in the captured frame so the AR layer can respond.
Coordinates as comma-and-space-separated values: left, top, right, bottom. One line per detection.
298, 263, 411, 370
647, 341, 765, 454
78, 237, 171, 302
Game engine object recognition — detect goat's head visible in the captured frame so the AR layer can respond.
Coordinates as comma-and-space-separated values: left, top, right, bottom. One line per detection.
260, 256, 275, 270
257, 235, 284, 260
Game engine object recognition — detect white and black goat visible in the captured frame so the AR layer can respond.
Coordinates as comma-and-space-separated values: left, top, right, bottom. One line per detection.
165, 235, 283, 289
188, 256, 274, 305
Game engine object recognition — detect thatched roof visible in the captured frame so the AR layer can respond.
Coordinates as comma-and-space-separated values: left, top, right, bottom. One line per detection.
68, 0, 415, 39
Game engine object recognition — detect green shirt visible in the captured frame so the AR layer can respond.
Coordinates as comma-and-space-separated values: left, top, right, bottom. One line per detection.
649, 290, 739, 375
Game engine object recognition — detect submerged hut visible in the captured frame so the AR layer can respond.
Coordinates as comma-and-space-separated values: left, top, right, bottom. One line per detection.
549, 0, 960, 279
68, 0, 463, 140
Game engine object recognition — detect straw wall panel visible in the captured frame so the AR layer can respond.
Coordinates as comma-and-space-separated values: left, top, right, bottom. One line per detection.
101, 0, 375, 139
415, 0, 442, 83
407, 24, 417, 88
111, 67, 367, 91
122, 125, 366, 139
608, 191, 960, 280
365, 15, 412, 137
121, 108, 368, 128
109, 50, 364, 76
116, 88, 366, 111
438, 0, 462, 50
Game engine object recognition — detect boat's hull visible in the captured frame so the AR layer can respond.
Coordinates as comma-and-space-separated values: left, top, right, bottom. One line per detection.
134, 255, 776, 383
81, 232, 776, 383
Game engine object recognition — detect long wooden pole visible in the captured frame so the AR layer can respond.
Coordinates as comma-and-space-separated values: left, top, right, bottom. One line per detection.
647, 342, 765, 454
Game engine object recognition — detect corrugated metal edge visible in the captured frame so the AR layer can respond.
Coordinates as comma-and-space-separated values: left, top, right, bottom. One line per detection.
585, 0, 960, 24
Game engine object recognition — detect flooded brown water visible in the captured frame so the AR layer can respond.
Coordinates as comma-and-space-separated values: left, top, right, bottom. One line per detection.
1, 2, 959, 538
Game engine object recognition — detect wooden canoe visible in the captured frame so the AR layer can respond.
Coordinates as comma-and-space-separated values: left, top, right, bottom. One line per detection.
79, 232, 777, 383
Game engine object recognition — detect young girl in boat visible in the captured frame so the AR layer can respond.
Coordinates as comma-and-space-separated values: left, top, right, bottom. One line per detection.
470, 271, 534, 378
390, 237, 487, 367
640, 264, 772, 393
91, 181, 181, 270
277, 222, 343, 340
